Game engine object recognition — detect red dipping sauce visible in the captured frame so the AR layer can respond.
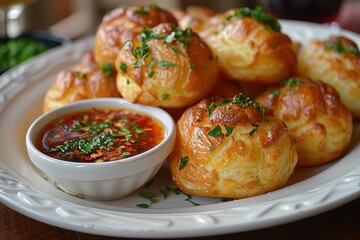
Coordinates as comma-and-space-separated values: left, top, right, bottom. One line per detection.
36, 108, 164, 163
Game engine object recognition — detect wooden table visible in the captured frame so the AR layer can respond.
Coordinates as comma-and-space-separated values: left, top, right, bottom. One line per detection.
1, 198, 360, 240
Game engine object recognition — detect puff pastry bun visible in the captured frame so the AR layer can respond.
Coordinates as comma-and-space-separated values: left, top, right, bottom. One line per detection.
257, 77, 353, 166
43, 52, 119, 112
115, 23, 219, 108
93, 5, 178, 67
201, 7, 297, 85
168, 94, 297, 198
296, 35, 360, 119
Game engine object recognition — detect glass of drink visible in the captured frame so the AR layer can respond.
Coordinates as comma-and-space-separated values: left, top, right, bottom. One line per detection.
260, 0, 343, 23
0, 0, 35, 37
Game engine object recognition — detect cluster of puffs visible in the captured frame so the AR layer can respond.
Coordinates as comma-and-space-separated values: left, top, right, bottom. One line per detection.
43, 4, 359, 200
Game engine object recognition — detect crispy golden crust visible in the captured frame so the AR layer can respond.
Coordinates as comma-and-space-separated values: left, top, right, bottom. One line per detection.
115, 23, 219, 108
43, 52, 120, 113
257, 78, 353, 166
201, 9, 297, 85
171, 6, 215, 33
93, 5, 178, 67
168, 96, 297, 198
296, 35, 360, 119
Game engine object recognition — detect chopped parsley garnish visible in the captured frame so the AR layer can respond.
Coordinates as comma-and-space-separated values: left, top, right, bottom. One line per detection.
226, 6, 281, 32
133, 6, 149, 14
133, 60, 143, 68
100, 63, 114, 77
74, 71, 81, 78
209, 146, 215, 151
271, 89, 280, 96
148, 71, 155, 78
224, 125, 233, 136
159, 188, 168, 199
325, 38, 360, 57
208, 125, 223, 137
74, 71, 87, 80
139, 192, 155, 204
282, 77, 303, 87
129, 26, 197, 71
162, 93, 170, 101
249, 123, 259, 136
172, 46, 183, 54
133, 40, 150, 59
136, 191, 154, 208
148, 58, 156, 67
159, 60, 178, 69
120, 62, 127, 73
207, 94, 268, 123
179, 156, 188, 170
189, 60, 195, 70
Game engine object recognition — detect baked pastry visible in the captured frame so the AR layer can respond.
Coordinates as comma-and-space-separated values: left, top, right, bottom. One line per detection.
171, 6, 215, 33
168, 93, 297, 198
115, 23, 219, 108
201, 6, 297, 85
257, 77, 353, 167
43, 52, 119, 112
296, 35, 360, 119
93, 5, 178, 67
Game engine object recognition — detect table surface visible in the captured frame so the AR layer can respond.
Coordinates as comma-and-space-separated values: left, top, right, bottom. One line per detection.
1, 197, 360, 240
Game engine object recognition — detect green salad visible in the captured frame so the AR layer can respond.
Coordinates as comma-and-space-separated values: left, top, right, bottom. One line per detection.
0, 38, 49, 69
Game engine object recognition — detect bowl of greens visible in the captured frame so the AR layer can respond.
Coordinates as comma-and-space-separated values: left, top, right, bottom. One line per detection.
0, 31, 70, 74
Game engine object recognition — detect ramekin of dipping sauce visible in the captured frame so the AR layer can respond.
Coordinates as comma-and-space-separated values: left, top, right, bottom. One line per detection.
26, 98, 176, 200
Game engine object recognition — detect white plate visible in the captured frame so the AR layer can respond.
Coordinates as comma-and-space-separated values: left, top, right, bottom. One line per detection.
0, 20, 360, 239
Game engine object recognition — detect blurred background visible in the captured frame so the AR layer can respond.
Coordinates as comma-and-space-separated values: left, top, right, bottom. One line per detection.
0, 0, 359, 40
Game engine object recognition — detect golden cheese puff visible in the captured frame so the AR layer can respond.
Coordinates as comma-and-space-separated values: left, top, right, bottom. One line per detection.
201, 6, 297, 85
296, 35, 360, 119
93, 5, 178, 67
171, 6, 215, 33
115, 23, 219, 108
168, 94, 297, 199
257, 77, 353, 167
43, 52, 120, 112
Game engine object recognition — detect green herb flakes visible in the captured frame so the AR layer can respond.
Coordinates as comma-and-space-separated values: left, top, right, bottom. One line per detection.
120, 62, 127, 73
179, 156, 189, 170
133, 60, 143, 68
133, 6, 149, 14
172, 46, 183, 54
148, 58, 156, 67
249, 123, 259, 136
226, 6, 281, 32
325, 38, 360, 57
283, 77, 303, 87
162, 93, 170, 101
208, 125, 222, 137
148, 71, 155, 78
190, 60, 195, 70
271, 89, 280, 96
100, 63, 114, 77
159, 60, 178, 69
224, 125, 233, 136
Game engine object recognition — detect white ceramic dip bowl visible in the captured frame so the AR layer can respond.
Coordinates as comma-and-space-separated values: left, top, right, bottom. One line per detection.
26, 98, 176, 200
